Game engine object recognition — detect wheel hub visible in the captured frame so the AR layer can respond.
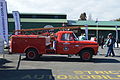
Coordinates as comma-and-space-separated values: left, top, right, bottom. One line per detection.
83, 52, 90, 60
28, 51, 35, 59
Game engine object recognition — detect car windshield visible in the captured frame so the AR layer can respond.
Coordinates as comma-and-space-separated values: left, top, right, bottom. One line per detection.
73, 33, 79, 41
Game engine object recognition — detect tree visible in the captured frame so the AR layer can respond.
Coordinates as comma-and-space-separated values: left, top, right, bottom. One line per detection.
78, 12, 87, 21
114, 18, 120, 21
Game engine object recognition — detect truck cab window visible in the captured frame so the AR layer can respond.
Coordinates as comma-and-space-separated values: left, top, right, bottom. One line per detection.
61, 33, 75, 41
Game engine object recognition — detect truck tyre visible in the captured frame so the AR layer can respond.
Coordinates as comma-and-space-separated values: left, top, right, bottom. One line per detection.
26, 49, 39, 60
80, 50, 93, 61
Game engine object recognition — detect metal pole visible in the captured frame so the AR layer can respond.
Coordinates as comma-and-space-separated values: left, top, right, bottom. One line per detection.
115, 26, 119, 48
96, 22, 99, 43
85, 24, 88, 40
95, 18, 99, 43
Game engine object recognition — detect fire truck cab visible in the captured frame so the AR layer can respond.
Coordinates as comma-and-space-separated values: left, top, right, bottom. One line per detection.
10, 31, 99, 61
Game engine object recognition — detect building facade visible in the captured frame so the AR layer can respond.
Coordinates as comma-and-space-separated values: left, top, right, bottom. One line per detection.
68, 20, 120, 42
8, 13, 120, 42
8, 13, 67, 34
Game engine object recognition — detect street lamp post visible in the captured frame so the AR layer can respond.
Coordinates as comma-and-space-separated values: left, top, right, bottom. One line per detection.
96, 22, 99, 43
85, 24, 88, 40
96, 18, 99, 43
115, 25, 119, 48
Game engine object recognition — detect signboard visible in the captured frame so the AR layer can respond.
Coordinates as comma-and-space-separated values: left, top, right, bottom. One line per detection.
0, 0, 8, 46
12, 11, 21, 35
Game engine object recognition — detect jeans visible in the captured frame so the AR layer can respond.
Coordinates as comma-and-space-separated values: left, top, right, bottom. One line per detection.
105, 47, 115, 56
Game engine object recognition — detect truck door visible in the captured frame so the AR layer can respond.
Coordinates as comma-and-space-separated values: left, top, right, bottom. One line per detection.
56, 33, 79, 54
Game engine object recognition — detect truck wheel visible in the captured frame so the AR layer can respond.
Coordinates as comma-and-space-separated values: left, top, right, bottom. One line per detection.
80, 50, 93, 61
26, 49, 39, 60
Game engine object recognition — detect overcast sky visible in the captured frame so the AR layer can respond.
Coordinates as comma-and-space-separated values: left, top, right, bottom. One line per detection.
6, 0, 120, 21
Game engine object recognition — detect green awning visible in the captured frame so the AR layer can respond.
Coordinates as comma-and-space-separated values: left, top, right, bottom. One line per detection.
68, 20, 120, 26
81, 27, 120, 30
8, 18, 67, 23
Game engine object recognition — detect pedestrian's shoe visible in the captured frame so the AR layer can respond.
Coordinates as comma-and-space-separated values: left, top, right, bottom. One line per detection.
112, 55, 115, 57
105, 55, 108, 57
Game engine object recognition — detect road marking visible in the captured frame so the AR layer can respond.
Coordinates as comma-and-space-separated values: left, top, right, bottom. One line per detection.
20, 71, 120, 80
21, 74, 120, 80
73, 71, 120, 74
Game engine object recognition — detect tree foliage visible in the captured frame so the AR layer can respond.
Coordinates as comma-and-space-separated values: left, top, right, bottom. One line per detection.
114, 18, 120, 21
78, 12, 87, 21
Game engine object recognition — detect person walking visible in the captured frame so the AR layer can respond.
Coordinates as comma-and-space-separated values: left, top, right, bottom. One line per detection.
105, 33, 115, 57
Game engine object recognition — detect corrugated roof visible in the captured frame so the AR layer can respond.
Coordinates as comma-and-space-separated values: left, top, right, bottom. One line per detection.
8, 18, 67, 23
68, 20, 120, 26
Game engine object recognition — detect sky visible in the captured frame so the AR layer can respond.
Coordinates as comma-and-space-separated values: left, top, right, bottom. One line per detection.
6, 0, 120, 21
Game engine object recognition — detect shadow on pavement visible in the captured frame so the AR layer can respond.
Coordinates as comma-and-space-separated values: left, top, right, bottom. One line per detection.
114, 56, 120, 57
0, 69, 55, 80
0, 58, 15, 69
23, 56, 82, 62
22, 56, 120, 63
92, 58, 120, 63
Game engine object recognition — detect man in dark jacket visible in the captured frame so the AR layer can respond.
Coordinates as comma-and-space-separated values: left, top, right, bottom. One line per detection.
105, 33, 115, 57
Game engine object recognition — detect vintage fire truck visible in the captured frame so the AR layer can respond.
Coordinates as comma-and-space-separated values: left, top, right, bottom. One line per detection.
10, 31, 99, 61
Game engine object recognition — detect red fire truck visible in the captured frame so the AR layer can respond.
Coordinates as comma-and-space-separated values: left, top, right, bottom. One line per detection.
10, 31, 99, 61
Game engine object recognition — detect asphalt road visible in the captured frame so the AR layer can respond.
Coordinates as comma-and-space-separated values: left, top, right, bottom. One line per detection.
0, 47, 120, 80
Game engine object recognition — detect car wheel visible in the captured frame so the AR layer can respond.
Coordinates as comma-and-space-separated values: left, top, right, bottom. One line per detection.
26, 49, 39, 60
80, 50, 93, 61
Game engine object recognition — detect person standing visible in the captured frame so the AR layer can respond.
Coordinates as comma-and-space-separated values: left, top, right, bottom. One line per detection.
105, 33, 115, 57
79, 33, 86, 41
100, 36, 104, 49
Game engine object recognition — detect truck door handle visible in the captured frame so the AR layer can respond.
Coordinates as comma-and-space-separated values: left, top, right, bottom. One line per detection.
63, 43, 70, 45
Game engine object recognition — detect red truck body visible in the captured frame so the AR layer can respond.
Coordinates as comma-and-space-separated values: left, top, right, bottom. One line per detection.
10, 31, 99, 61
10, 35, 46, 54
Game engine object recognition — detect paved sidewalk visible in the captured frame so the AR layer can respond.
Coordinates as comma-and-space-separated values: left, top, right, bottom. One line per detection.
98, 47, 120, 56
